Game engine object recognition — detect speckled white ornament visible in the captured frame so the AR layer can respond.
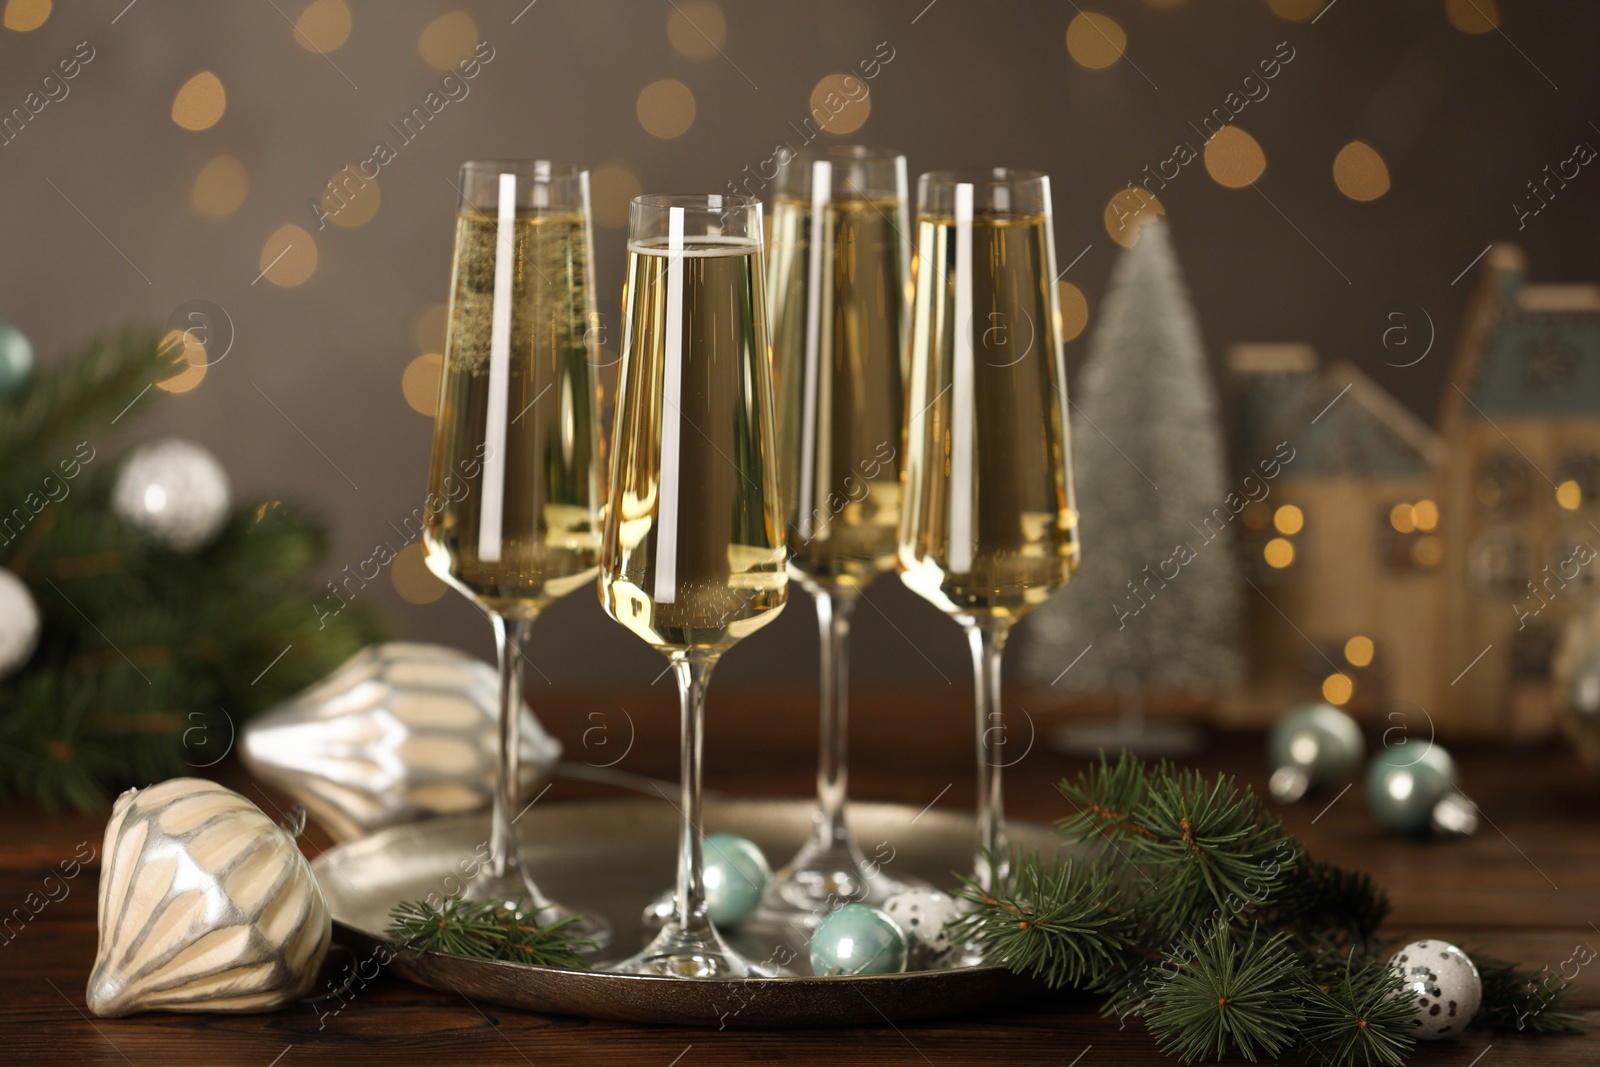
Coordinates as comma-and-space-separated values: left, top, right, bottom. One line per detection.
1389, 939, 1481, 1040
112, 438, 231, 551
883, 888, 962, 970
0, 569, 40, 679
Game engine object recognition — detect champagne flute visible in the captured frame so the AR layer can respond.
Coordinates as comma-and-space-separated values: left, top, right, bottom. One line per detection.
898, 169, 1080, 893
600, 194, 788, 977
762, 145, 916, 922
423, 160, 610, 946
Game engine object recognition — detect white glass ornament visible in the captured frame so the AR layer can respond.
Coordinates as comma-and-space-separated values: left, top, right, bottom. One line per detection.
1389, 939, 1482, 1040
112, 437, 231, 551
240, 643, 562, 842
0, 569, 40, 679
87, 778, 330, 1016
883, 888, 962, 970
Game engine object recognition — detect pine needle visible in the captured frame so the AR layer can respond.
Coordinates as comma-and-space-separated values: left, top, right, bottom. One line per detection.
387, 898, 594, 969
1467, 947, 1587, 1035
1299, 953, 1417, 1067
1145, 920, 1304, 1064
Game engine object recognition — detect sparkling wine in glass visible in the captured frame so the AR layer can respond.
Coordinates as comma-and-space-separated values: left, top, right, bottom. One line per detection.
898, 169, 1080, 894
599, 194, 788, 978
423, 160, 610, 946
762, 145, 917, 924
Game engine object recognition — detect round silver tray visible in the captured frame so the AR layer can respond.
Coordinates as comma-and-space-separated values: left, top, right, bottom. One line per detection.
313, 798, 1066, 1027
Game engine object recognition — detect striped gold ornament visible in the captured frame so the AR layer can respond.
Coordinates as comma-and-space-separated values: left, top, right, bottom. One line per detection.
87, 778, 330, 1016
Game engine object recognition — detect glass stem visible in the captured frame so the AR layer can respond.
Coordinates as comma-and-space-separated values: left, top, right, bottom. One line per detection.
672, 655, 717, 934
967, 623, 1011, 892
814, 589, 856, 849
489, 612, 536, 891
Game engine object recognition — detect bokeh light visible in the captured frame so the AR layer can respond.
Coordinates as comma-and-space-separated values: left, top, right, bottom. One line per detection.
590, 164, 644, 228
2, 0, 49, 32
1103, 188, 1165, 248
413, 303, 449, 353
1057, 281, 1089, 343
1446, 0, 1499, 33
1273, 504, 1304, 535
667, 0, 726, 60
1322, 672, 1353, 705
1412, 499, 1439, 531
1268, 0, 1324, 20
1065, 12, 1127, 70
156, 330, 207, 394
1333, 141, 1391, 201
636, 78, 696, 139
172, 72, 227, 131
320, 166, 381, 229
1264, 537, 1295, 568
295, 0, 352, 52
1413, 535, 1443, 567
1344, 635, 1375, 668
1390, 502, 1416, 534
1557, 480, 1582, 510
418, 11, 477, 70
1204, 126, 1267, 188
809, 74, 871, 135
402, 353, 442, 415
190, 154, 249, 218
393, 543, 447, 604
258, 224, 318, 287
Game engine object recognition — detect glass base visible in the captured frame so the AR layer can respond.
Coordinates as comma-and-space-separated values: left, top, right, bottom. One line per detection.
464, 869, 613, 952
755, 836, 923, 931
610, 919, 783, 978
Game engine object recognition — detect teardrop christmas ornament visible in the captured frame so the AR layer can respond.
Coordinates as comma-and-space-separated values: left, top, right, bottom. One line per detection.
87, 778, 330, 1016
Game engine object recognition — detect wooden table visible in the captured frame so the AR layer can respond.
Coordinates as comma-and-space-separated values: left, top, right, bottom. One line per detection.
4, 687, 1597, 1065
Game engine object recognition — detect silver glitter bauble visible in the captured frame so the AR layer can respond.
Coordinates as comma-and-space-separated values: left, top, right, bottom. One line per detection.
0, 569, 40, 679
87, 778, 330, 1016
112, 438, 231, 551
240, 642, 562, 842
883, 888, 962, 970
1389, 939, 1482, 1040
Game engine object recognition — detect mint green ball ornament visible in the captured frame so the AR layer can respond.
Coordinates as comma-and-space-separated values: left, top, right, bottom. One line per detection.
1365, 742, 1458, 836
1266, 702, 1365, 802
0, 318, 33, 399
810, 904, 907, 976
703, 833, 771, 928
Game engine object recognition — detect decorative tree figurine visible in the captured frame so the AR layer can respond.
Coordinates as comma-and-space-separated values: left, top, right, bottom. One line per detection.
1022, 219, 1241, 746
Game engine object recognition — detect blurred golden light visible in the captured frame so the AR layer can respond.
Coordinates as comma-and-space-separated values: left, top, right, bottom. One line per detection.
1264, 537, 1296, 568
392, 543, 447, 604
1268, 0, 1324, 20
1204, 126, 1267, 189
172, 71, 227, 131
1333, 141, 1391, 201
590, 164, 644, 228
1273, 504, 1304, 535
413, 303, 449, 354
636, 78, 696, 139
402, 353, 442, 416
1344, 635, 1375, 668
1322, 672, 1353, 706
1065, 12, 1127, 70
418, 11, 477, 70
1241, 501, 1270, 531
1557, 480, 1582, 510
258, 224, 318, 287
2, 0, 50, 32
295, 0, 352, 53
1446, 0, 1499, 33
190, 154, 249, 218
1103, 188, 1165, 248
1413, 535, 1443, 567
156, 330, 208, 394
1057, 281, 1089, 343
809, 74, 871, 135
667, 0, 726, 60
1412, 498, 1439, 531
320, 167, 381, 229
1389, 502, 1416, 534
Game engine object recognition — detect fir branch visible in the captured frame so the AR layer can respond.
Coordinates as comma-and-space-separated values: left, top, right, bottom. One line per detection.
1145, 920, 1304, 1064
951, 855, 1132, 989
1467, 948, 1586, 1036
1299, 953, 1416, 1067
1266, 855, 1389, 952
387, 898, 594, 969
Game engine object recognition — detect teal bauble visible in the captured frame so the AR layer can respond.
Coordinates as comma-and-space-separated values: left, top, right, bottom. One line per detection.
703, 834, 772, 928
1266, 702, 1365, 802
0, 319, 33, 399
1365, 742, 1458, 836
809, 903, 907, 976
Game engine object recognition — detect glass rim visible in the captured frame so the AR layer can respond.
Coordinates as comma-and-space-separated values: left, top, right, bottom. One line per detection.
919, 167, 1048, 188
459, 159, 585, 177
785, 143, 905, 163
631, 193, 761, 211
